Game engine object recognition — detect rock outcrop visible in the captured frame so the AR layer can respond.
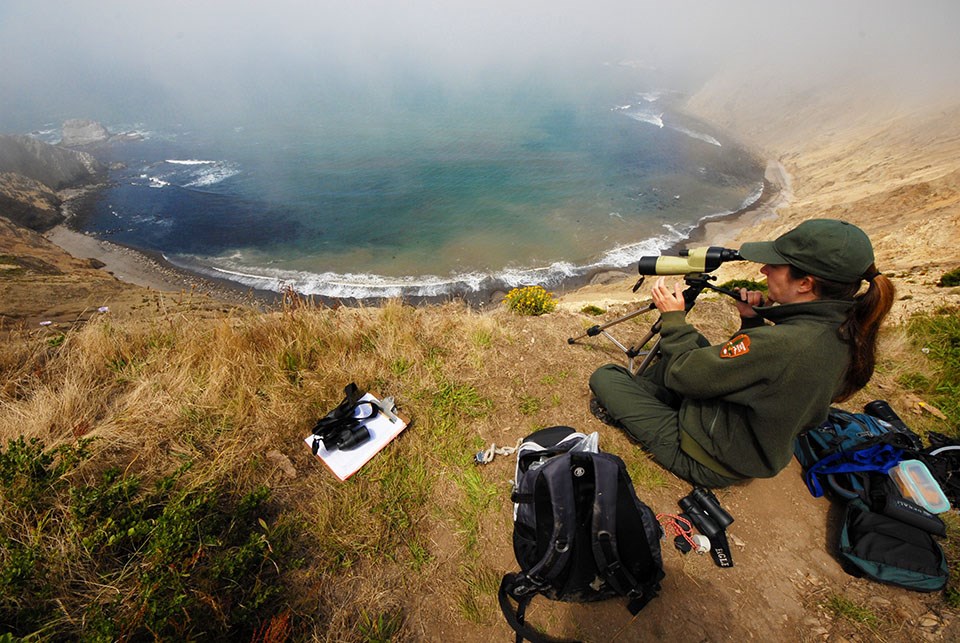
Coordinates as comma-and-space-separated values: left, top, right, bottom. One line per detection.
0, 134, 107, 231
60, 119, 111, 147
0, 172, 63, 232
0, 134, 105, 190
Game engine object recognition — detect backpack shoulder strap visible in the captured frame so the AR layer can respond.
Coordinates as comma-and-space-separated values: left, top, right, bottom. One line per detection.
498, 574, 582, 643
589, 454, 657, 614
804, 443, 903, 497
522, 454, 577, 587
500, 455, 582, 643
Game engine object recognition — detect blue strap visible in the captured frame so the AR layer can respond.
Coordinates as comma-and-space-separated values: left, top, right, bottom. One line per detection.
805, 443, 903, 497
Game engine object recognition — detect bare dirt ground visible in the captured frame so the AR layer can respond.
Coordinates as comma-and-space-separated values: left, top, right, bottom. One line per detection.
388, 298, 956, 642
0, 216, 257, 335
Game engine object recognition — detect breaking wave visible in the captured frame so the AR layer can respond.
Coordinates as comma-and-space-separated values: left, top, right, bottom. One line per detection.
625, 111, 664, 128
137, 159, 241, 190
166, 221, 723, 300
670, 125, 722, 147
615, 98, 723, 146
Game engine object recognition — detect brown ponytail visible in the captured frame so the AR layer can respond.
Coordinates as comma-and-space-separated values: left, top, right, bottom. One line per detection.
789, 264, 896, 402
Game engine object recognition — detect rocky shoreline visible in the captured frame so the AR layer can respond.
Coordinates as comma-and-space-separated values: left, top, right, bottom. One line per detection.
43, 155, 784, 310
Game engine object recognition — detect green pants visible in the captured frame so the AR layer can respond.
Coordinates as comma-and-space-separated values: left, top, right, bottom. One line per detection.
589, 363, 740, 488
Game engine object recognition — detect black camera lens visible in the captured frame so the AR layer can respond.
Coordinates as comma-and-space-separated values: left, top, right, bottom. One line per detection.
335, 425, 371, 450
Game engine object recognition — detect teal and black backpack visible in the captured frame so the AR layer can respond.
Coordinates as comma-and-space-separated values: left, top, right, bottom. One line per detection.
794, 407, 922, 499
795, 405, 949, 593
839, 496, 949, 592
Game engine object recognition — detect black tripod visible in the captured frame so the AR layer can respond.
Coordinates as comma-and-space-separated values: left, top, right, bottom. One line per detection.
567, 273, 741, 374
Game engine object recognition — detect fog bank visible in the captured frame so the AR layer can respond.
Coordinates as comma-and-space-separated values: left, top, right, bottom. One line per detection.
1, 1, 958, 130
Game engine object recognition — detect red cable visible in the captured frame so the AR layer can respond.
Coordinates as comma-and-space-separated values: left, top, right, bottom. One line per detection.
657, 513, 698, 550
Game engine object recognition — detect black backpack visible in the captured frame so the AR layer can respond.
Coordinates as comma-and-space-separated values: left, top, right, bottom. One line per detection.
498, 426, 664, 643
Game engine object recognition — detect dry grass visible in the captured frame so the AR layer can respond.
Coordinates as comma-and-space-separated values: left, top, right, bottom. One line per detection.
0, 294, 613, 640
1, 291, 958, 640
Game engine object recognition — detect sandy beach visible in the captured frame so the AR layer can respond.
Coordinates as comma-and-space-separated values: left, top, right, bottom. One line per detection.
44, 224, 280, 307
45, 226, 198, 292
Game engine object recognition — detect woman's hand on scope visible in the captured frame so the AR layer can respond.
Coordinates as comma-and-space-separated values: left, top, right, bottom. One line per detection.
734, 288, 765, 319
651, 277, 686, 313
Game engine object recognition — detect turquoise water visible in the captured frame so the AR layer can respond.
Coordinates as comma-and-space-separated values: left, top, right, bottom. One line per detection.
74, 68, 764, 298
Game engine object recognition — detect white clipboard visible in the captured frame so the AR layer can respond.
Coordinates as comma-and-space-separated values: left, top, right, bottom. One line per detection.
304, 393, 408, 481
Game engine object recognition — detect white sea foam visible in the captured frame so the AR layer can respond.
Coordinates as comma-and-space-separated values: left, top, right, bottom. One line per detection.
168, 226, 696, 300
617, 99, 723, 147
142, 160, 241, 188
669, 125, 722, 147
739, 182, 765, 210
625, 111, 664, 128
28, 128, 60, 144
682, 182, 765, 228
183, 163, 241, 188
592, 232, 682, 269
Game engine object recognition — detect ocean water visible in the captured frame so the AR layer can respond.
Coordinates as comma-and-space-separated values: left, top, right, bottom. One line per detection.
63, 71, 764, 299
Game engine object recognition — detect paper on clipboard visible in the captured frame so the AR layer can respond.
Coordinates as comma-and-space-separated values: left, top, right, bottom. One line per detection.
304, 393, 408, 481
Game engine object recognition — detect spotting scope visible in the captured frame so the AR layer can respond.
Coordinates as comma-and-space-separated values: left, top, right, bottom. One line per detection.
637, 246, 743, 275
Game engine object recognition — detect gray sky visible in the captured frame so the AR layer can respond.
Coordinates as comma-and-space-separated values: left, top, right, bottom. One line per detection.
2, 1, 958, 129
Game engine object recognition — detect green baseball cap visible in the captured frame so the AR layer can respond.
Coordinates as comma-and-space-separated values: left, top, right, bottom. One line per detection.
738, 219, 875, 283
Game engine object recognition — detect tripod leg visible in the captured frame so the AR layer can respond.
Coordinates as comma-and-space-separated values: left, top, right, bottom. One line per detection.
566, 303, 655, 344
631, 336, 662, 375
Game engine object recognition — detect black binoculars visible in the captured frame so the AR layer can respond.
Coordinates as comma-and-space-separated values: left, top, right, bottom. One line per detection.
678, 487, 734, 540
311, 423, 371, 454
311, 383, 378, 453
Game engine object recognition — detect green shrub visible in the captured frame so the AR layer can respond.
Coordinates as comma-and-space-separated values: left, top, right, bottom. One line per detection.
0, 438, 300, 641
717, 278, 768, 294
581, 304, 605, 316
503, 286, 557, 316
938, 267, 960, 287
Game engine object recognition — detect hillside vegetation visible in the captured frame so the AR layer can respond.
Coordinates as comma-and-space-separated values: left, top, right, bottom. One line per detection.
1, 286, 960, 640
3, 71, 960, 640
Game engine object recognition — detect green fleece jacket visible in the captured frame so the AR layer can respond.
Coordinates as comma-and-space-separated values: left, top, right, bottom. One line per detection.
657, 300, 854, 478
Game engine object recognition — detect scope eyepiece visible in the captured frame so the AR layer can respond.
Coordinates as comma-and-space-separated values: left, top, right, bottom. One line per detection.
637, 246, 743, 276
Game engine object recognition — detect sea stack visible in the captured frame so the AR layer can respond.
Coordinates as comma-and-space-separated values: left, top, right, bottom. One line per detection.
60, 119, 111, 147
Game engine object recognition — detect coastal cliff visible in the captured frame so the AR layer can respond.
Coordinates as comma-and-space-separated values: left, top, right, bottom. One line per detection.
682, 69, 960, 281
0, 133, 106, 231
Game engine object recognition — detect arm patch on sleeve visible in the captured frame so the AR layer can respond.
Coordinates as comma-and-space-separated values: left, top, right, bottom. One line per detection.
720, 334, 751, 359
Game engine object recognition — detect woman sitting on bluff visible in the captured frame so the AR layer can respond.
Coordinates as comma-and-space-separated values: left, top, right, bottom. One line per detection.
589, 219, 895, 488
